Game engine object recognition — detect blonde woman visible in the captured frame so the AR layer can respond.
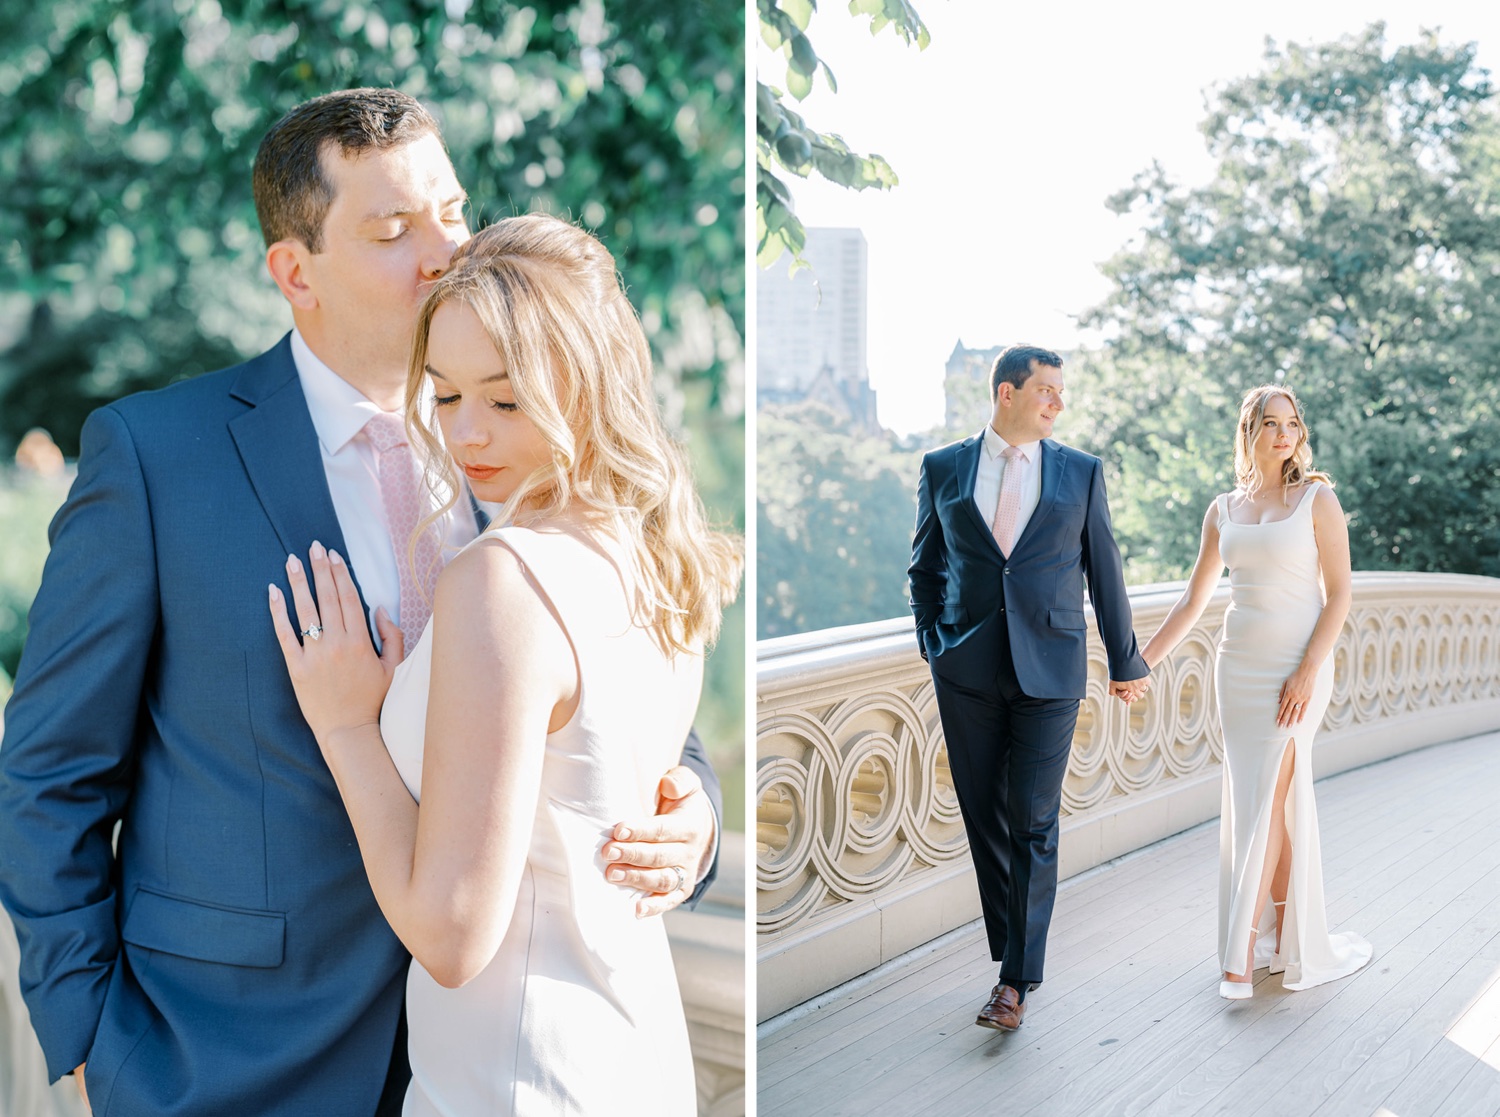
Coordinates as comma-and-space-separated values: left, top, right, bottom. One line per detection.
1141, 385, 1371, 1000
267, 215, 741, 1114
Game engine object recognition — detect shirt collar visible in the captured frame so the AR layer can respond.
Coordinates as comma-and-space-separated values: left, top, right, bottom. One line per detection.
981, 424, 1040, 462
290, 329, 388, 455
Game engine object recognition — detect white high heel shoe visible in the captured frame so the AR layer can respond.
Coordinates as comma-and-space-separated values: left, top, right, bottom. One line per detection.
1221, 925, 1257, 999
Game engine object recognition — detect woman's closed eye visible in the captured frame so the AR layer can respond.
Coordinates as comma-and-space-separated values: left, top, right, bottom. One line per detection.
433, 393, 519, 413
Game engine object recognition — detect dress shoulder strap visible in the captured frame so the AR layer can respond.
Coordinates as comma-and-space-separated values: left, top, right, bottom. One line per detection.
477, 523, 632, 643
1297, 480, 1323, 516
1215, 492, 1231, 529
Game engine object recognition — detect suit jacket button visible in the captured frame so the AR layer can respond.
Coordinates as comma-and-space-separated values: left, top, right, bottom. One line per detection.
1003, 568, 1010, 575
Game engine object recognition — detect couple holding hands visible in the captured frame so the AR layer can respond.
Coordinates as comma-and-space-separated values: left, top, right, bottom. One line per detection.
0, 89, 739, 1116
910, 345, 1373, 1032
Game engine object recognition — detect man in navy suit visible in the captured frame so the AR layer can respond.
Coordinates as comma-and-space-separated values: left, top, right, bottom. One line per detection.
0, 89, 721, 1116
909, 344, 1148, 1032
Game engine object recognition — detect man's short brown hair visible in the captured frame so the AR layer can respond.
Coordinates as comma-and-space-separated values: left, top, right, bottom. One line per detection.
252, 88, 443, 252
990, 344, 1063, 398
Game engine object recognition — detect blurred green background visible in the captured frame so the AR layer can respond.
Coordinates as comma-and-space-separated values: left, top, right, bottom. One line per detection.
0, 0, 746, 828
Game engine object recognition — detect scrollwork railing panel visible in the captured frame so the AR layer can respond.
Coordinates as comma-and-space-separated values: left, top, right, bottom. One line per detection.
758, 575, 1500, 997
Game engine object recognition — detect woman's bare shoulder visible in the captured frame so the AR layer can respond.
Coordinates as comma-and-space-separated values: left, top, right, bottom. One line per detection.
1310, 481, 1344, 515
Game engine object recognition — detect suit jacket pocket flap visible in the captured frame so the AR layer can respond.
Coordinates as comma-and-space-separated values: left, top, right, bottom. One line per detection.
1047, 608, 1086, 630
123, 887, 285, 968
939, 605, 967, 625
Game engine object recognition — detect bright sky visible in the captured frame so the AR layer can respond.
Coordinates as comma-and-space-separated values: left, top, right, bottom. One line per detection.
763, 2, 1500, 435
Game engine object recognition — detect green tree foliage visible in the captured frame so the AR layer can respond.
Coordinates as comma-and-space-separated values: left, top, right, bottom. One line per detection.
757, 403, 920, 637
756, 0, 925, 268
1072, 25, 1500, 581
0, 0, 743, 450
0, 473, 68, 687
0, 0, 747, 805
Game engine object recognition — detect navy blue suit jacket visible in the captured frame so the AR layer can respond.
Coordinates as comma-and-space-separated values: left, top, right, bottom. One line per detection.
908, 433, 1147, 699
0, 336, 720, 1116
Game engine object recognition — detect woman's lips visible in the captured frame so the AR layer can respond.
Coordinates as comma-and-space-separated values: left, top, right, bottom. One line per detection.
463, 464, 500, 481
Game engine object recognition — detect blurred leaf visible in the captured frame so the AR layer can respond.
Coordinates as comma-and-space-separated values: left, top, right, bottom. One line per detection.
783, 0, 815, 31
787, 64, 813, 100
788, 31, 818, 76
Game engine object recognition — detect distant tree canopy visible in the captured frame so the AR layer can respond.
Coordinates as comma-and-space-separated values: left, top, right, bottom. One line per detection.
1071, 25, 1500, 582
757, 404, 918, 638
0, 0, 744, 460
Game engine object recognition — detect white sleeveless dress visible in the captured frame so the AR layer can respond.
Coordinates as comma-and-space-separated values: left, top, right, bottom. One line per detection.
1214, 482, 1372, 988
379, 525, 697, 1116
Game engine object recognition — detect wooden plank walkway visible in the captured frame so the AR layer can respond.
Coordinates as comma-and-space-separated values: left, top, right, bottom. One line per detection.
758, 732, 1500, 1117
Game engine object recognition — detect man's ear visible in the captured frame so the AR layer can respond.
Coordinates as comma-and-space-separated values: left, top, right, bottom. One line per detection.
266, 239, 318, 311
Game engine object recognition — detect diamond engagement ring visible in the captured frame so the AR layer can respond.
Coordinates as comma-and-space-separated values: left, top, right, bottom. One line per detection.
301, 624, 324, 641
670, 865, 687, 893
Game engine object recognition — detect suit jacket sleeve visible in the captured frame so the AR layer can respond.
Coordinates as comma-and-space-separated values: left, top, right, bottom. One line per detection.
908, 454, 947, 656
1080, 458, 1148, 683
676, 726, 721, 908
0, 407, 158, 1081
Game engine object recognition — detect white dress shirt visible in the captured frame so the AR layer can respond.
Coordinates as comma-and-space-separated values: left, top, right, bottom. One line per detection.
973, 425, 1043, 544
291, 330, 477, 636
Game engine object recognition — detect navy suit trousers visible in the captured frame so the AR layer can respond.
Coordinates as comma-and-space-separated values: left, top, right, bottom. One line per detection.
931, 611, 1079, 986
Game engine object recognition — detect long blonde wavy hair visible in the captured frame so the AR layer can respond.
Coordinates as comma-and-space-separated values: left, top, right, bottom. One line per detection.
1233, 383, 1334, 499
404, 214, 741, 654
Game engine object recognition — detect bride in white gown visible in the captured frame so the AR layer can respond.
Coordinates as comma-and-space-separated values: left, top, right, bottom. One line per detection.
1142, 384, 1371, 999
267, 215, 741, 1113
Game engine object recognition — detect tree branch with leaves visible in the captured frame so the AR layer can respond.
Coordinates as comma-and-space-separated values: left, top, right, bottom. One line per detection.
756, 0, 928, 268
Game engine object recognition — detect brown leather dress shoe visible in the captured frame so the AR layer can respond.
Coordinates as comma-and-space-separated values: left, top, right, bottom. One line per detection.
975, 983, 1025, 1031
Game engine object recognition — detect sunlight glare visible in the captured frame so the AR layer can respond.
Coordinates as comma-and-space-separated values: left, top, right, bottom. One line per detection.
1447, 970, 1500, 1070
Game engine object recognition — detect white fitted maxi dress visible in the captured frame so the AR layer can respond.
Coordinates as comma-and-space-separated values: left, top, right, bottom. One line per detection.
379, 525, 697, 1116
1214, 482, 1372, 988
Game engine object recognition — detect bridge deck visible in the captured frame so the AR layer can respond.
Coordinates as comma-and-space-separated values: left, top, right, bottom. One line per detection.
758, 732, 1500, 1117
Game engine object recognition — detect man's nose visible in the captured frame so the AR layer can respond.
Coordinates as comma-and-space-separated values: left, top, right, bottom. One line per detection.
420, 228, 464, 280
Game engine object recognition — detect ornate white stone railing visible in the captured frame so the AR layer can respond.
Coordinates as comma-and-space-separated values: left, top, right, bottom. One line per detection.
756, 573, 1500, 1018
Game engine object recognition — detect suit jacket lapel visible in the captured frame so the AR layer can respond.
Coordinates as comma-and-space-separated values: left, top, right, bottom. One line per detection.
1012, 440, 1064, 555
955, 435, 1001, 553
227, 337, 373, 632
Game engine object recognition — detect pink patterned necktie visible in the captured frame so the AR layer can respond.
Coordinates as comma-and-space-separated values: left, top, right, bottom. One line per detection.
991, 445, 1026, 557
363, 412, 441, 646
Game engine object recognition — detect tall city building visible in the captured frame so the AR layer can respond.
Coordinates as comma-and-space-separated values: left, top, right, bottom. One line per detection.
757, 227, 879, 432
